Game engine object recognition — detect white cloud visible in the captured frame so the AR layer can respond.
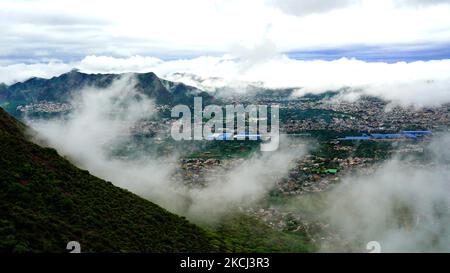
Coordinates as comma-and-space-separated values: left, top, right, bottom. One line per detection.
0, 61, 72, 84
268, 0, 359, 16
394, 0, 450, 7
0, 0, 450, 58
2, 54, 450, 106
28, 76, 306, 222
320, 134, 450, 252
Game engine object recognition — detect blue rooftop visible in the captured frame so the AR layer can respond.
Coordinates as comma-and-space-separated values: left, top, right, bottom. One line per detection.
338, 131, 432, 141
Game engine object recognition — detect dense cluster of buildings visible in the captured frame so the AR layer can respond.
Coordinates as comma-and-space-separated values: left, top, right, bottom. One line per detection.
16, 101, 72, 113
281, 98, 450, 133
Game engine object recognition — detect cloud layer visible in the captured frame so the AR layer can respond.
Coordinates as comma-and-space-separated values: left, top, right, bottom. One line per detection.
1, 0, 450, 59
2, 54, 450, 107
28, 76, 305, 222
320, 134, 450, 252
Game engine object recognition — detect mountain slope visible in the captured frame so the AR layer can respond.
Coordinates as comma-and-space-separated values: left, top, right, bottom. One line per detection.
0, 107, 231, 253
0, 70, 214, 117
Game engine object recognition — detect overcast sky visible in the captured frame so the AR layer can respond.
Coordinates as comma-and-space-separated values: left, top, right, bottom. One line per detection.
1, 0, 450, 62
1, 0, 450, 106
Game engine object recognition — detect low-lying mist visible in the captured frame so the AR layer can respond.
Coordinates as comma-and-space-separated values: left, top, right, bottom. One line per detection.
27, 76, 306, 223
29, 75, 184, 210
4, 55, 450, 107
185, 142, 304, 223
287, 134, 450, 252
26, 75, 450, 252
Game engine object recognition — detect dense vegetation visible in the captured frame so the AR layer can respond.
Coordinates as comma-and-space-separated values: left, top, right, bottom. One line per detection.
0, 107, 231, 253
0, 107, 316, 253
214, 214, 315, 253
0, 70, 214, 117
186, 140, 261, 159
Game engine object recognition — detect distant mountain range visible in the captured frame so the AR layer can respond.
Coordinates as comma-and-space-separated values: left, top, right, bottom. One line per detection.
0, 70, 215, 117
165, 72, 345, 100
0, 107, 237, 252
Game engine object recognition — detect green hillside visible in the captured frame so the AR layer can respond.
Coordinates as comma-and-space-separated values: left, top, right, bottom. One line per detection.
0, 70, 215, 117
0, 107, 231, 253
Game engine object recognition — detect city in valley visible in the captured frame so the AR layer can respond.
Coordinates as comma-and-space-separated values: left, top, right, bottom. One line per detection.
1, 0, 450, 257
